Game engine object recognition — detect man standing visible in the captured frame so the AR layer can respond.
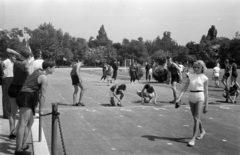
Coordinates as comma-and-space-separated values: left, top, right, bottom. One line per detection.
1, 54, 14, 119
14, 60, 55, 155
166, 56, 181, 103
145, 62, 151, 82
70, 61, 85, 106
111, 59, 119, 84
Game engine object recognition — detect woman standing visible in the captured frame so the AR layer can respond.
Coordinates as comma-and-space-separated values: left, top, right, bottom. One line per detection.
175, 60, 209, 147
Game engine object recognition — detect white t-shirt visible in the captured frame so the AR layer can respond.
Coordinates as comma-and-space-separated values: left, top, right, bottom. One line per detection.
28, 59, 44, 75
3, 59, 13, 78
179, 64, 185, 73
213, 66, 221, 77
188, 73, 208, 91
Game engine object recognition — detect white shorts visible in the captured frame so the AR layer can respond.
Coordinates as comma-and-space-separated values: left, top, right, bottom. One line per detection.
188, 92, 204, 103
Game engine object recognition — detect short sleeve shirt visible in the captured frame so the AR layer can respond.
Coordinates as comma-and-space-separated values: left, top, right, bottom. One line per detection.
188, 73, 208, 91
3, 59, 13, 78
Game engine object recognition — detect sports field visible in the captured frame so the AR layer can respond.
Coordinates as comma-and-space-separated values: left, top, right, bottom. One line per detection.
41, 68, 240, 155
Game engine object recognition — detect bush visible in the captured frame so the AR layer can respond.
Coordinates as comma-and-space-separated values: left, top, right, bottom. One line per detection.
152, 65, 168, 83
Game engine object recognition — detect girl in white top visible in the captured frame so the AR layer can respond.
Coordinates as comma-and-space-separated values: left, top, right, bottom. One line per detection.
175, 60, 209, 147
212, 64, 221, 87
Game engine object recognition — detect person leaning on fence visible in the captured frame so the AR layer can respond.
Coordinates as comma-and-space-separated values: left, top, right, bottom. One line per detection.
222, 82, 240, 104
166, 56, 182, 103
14, 60, 55, 155
109, 84, 126, 107
137, 84, 157, 104
6, 48, 33, 140
175, 60, 209, 147
70, 61, 85, 106
212, 62, 221, 88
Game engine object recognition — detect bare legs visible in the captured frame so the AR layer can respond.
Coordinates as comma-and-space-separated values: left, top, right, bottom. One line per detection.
9, 98, 19, 136
73, 83, 85, 105
73, 85, 78, 105
16, 107, 34, 151
78, 82, 85, 104
188, 101, 205, 146
170, 82, 177, 102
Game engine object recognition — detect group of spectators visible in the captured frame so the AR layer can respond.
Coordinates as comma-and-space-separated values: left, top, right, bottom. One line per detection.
1, 47, 56, 155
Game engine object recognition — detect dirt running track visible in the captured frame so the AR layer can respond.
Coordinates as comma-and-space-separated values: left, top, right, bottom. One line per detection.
41, 68, 240, 155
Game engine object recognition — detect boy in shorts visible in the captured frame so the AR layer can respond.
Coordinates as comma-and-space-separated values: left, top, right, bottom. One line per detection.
70, 61, 85, 106
109, 84, 126, 106
137, 84, 157, 104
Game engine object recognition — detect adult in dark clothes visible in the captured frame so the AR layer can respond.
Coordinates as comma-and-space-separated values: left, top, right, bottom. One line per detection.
129, 63, 136, 84
111, 59, 119, 84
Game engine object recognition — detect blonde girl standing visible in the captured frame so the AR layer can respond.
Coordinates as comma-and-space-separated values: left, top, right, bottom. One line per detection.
175, 60, 209, 147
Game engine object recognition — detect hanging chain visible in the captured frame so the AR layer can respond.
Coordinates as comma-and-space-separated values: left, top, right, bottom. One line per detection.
57, 114, 67, 155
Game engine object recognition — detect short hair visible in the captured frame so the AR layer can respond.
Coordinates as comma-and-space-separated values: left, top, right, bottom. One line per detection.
225, 59, 229, 63
42, 60, 56, 69
119, 84, 126, 91
193, 60, 207, 73
145, 84, 150, 89
166, 56, 170, 60
20, 47, 32, 59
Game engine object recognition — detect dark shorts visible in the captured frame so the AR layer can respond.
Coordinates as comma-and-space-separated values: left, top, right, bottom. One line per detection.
232, 72, 238, 78
71, 75, 80, 85
16, 91, 35, 113
8, 84, 23, 98
225, 73, 230, 77
171, 74, 180, 84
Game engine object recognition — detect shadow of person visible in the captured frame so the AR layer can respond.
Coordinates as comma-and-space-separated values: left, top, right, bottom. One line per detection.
142, 135, 191, 144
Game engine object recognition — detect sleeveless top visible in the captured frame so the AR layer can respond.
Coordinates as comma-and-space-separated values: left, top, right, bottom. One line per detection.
12, 61, 29, 85
70, 64, 78, 76
20, 69, 44, 93
225, 64, 231, 73
110, 85, 122, 94
167, 63, 178, 75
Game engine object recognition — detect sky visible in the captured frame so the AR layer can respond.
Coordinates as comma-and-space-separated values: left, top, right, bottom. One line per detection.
1, 0, 240, 45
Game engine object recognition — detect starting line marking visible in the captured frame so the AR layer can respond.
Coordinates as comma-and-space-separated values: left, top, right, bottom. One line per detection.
220, 107, 230, 109
120, 108, 132, 112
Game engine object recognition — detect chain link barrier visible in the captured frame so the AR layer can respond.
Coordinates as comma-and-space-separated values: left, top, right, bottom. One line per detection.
57, 114, 67, 155
39, 104, 67, 155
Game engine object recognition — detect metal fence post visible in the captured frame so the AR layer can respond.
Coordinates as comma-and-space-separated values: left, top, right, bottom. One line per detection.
51, 103, 58, 155
39, 104, 42, 142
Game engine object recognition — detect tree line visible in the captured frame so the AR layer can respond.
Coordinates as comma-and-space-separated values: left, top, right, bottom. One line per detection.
0, 23, 239, 68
